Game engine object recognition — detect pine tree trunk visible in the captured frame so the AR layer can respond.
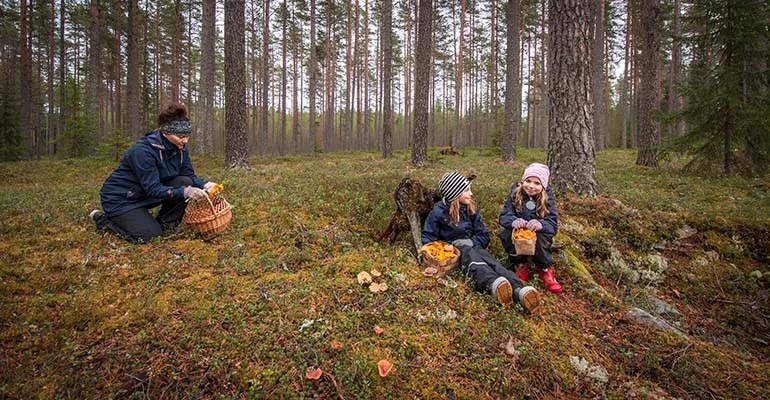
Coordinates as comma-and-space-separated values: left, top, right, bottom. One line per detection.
668, 0, 681, 137
112, 0, 122, 135
225, 0, 250, 168
325, 2, 334, 151
538, 0, 548, 148
502, 0, 520, 161
20, 0, 32, 157
87, 0, 101, 143
281, 4, 287, 155
454, 0, 465, 147
363, 0, 370, 149
200, 0, 215, 153
126, 0, 140, 139
411, 0, 432, 166
57, 0, 65, 152
621, 0, 630, 149
172, 0, 182, 102
47, 0, 55, 156
548, 0, 599, 196
262, 0, 270, 154
291, 3, 300, 152
591, 0, 606, 151
309, 0, 318, 151
403, 0, 411, 144
490, 0, 497, 137
635, 0, 661, 167
381, 0, 393, 158
344, 0, 353, 150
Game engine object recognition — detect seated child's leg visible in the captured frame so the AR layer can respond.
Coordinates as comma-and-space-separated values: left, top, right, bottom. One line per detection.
460, 247, 503, 293
532, 233, 555, 269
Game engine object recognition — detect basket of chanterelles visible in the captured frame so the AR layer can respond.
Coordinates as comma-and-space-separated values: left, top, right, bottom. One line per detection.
512, 228, 537, 255
419, 241, 461, 278
183, 183, 232, 238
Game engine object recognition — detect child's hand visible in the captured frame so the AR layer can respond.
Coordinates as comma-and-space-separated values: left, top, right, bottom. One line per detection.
526, 219, 543, 232
451, 239, 474, 248
512, 218, 527, 229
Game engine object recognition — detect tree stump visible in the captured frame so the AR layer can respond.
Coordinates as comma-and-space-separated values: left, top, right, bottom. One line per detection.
378, 177, 440, 257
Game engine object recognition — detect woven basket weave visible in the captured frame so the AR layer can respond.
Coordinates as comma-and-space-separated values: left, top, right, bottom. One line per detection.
183, 195, 232, 237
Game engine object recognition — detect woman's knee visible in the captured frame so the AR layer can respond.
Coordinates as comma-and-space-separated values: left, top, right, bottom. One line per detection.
167, 175, 193, 187
134, 225, 163, 243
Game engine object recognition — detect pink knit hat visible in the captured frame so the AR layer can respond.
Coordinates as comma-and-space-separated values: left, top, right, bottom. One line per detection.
521, 163, 550, 189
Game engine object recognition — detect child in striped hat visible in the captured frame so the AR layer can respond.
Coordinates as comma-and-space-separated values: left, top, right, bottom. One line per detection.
422, 171, 540, 314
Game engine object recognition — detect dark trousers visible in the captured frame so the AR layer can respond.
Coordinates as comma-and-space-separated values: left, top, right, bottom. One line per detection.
499, 228, 555, 269
96, 176, 191, 243
457, 245, 524, 294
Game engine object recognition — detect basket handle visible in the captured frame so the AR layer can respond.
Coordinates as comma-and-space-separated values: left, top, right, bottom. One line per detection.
204, 194, 216, 214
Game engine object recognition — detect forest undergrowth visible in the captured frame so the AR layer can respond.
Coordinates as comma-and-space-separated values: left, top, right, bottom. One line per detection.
1, 149, 768, 399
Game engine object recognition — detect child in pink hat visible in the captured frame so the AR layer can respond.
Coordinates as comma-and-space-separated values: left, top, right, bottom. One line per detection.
497, 163, 563, 293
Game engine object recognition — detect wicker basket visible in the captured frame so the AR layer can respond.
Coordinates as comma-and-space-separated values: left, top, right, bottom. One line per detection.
183, 195, 232, 238
420, 241, 461, 278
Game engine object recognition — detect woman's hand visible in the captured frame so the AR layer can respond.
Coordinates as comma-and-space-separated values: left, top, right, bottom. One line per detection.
184, 186, 208, 200
204, 181, 218, 191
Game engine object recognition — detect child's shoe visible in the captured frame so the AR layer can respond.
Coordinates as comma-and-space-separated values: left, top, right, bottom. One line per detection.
515, 264, 530, 282
537, 267, 563, 293
491, 277, 514, 306
517, 286, 541, 314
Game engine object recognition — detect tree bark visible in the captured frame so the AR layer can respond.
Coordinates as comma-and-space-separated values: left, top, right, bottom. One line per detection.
47, 0, 56, 156
262, 0, 271, 154
635, 0, 661, 167
591, 0, 606, 151
344, 0, 352, 150
200, 0, 216, 153
547, 0, 599, 196
225, 0, 250, 168
502, 0, 520, 161
126, 0, 140, 139
280, 3, 288, 155
172, 0, 182, 102
411, 0, 432, 166
87, 0, 101, 142
668, 0, 681, 137
310, 0, 318, 151
381, 0, 393, 158
20, 0, 32, 157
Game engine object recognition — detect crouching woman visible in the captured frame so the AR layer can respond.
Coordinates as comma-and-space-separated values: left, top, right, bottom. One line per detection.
90, 102, 219, 243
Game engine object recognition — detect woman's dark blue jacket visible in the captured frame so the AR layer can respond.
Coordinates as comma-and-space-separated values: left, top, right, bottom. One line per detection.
99, 130, 206, 217
421, 200, 491, 249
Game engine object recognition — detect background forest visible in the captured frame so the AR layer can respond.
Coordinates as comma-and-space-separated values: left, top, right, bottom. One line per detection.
1, 0, 768, 176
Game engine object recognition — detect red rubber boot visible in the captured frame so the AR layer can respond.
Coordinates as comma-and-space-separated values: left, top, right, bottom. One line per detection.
537, 267, 563, 293
515, 264, 530, 282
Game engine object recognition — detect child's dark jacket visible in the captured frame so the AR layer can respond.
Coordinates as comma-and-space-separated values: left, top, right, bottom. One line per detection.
498, 184, 558, 235
421, 200, 491, 249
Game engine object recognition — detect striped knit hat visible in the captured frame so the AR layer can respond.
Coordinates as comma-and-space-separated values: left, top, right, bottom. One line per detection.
439, 172, 471, 203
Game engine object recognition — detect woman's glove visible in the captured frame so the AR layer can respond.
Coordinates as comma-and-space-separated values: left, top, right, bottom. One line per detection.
512, 218, 527, 230
451, 238, 474, 248
526, 219, 543, 232
184, 186, 208, 200
204, 181, 218, 191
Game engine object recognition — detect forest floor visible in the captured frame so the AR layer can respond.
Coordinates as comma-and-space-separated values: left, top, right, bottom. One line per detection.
1, 149, 769, 399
